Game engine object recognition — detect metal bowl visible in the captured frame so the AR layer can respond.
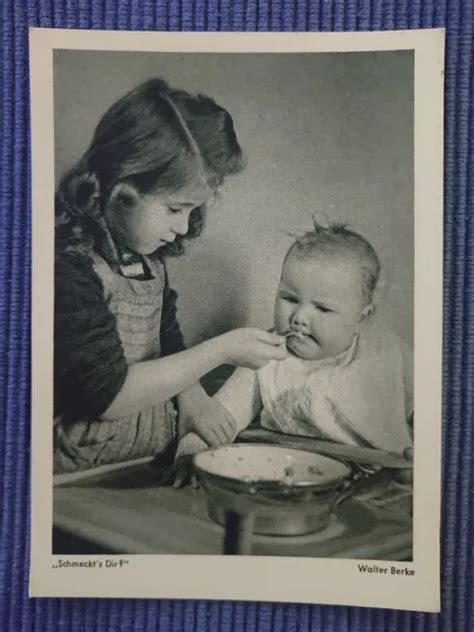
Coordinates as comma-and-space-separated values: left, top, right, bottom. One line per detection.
193, 444, 352, 537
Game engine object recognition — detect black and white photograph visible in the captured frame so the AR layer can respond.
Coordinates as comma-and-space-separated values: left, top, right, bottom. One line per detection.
29, 29, 443, 610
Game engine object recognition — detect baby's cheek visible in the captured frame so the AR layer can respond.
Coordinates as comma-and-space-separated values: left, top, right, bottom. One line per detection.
273, 302, 289, 331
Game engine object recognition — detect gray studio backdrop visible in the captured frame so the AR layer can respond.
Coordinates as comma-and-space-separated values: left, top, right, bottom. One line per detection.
54, 50, 414, 348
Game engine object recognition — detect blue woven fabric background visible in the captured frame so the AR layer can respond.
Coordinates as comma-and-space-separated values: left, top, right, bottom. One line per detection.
1, 1, 472, 630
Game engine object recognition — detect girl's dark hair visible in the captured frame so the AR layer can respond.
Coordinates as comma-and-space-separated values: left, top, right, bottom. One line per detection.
55, 78, 245, 263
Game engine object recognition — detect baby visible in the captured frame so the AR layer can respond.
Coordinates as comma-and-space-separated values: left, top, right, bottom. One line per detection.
175, 222, 413, 466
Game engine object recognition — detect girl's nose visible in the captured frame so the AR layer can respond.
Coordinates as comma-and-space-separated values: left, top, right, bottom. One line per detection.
173, 215, 189, 236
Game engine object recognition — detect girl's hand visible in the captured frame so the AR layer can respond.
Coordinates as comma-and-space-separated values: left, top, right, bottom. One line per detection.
219, 328, 287, 370
156, 456, 199, 489
178, 386, 237, 446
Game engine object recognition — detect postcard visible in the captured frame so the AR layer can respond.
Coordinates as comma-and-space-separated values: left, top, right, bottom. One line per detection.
29, 27, 444, 611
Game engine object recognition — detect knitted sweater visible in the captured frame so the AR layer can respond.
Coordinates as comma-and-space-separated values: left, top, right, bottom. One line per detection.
54, 250, 185, 474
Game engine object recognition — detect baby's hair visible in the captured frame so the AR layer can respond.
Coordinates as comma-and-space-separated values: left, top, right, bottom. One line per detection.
288, 221, 381, 304
56, 78, 245, 263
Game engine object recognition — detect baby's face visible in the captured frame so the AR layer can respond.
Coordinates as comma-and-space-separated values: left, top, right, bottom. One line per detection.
274, 253, 369, 361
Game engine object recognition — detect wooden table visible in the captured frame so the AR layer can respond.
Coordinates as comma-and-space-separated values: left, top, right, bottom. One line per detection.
53, 458, 413, 560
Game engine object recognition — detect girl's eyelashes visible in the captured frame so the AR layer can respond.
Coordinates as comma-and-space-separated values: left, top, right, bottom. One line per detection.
168, 207, 182, 214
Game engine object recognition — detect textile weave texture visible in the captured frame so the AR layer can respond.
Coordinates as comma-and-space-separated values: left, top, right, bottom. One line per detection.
0, 1, 472, 630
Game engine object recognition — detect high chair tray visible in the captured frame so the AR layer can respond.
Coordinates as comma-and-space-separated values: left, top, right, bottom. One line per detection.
53, 460, 412, 559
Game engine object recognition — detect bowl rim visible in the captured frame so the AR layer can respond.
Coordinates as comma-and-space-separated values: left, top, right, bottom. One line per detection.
192, 443, 352, 493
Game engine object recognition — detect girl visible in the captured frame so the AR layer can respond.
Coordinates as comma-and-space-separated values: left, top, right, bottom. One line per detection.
54, 78, 286, 474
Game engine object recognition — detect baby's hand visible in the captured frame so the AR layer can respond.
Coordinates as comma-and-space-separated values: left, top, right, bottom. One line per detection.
392, 447, 414, 485
219, 327, 287, 370
179, 389, 236, 447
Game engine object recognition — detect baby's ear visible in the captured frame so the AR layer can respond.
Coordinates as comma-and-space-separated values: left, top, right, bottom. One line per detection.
108, 181, 140, 208
360, 303, 375, 322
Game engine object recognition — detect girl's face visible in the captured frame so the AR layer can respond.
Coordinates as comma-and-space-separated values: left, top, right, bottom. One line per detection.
105, 180, 211, 256
274, 253, 371, 361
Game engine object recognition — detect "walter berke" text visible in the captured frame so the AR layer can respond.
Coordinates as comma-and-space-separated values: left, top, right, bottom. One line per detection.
358, 564, 415, 576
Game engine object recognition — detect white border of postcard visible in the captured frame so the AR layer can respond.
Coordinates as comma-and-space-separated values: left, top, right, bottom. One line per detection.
29, 28, 444, 611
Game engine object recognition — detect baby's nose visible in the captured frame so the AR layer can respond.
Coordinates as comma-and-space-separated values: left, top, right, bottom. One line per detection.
292, 306, 310, 326
292, 313, 305, 326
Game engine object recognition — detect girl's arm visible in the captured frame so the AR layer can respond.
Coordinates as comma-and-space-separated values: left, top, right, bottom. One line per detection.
102, 335, 228, 419
102, 329, 284, 420
56, 253, 286, 422
55, 253, 129, 421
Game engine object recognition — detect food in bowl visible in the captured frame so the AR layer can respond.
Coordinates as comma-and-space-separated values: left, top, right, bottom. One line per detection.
193, 444, 352, 536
